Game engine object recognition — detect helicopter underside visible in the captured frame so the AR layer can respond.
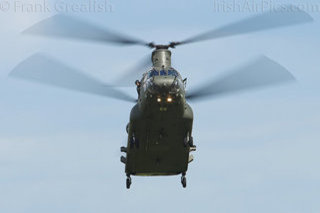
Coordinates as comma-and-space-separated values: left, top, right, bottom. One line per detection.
121, 103, 194, 187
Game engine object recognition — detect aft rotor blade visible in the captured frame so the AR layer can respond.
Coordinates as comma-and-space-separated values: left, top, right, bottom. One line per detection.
186, 56, 295, 101
177, 5, 313, 46
23, 14, 150, 47
113, 54, 152, 86
9, 53, 136, 103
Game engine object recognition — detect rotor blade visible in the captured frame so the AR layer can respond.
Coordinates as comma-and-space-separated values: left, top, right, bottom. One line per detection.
186, 56, 295, 101
23, 14, 149, 47
113, 54, 152, 87
177, 5, 313, 46
9, 53, 136, 103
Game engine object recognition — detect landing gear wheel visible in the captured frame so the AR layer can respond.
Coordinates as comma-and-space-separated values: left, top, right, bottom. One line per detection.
181, 175, 187, 188
126, 176, 132, 189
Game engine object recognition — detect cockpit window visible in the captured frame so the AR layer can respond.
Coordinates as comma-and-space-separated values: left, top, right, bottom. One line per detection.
148, 70, 159, 78
168, 69, 179, 77
148, 69, 179, 78
160, 70, 166, 76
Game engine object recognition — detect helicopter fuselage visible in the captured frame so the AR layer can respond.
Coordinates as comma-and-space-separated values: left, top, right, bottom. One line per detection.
121, 49, 195, 177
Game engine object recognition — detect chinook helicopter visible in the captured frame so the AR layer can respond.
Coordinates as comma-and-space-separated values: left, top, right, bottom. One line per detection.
10, 5, 312, 188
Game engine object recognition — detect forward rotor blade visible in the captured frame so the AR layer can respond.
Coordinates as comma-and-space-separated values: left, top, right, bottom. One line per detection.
178, 5, 313, 46
9, 53, 136, 103
113, 54, 152, 86
186, 56, 295, 101
23, 14, 149, 47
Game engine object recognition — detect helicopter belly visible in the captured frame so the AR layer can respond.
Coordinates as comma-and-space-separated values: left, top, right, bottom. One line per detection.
124, 103, 193, 176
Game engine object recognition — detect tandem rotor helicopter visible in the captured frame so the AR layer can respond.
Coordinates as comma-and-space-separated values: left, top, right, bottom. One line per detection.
10, 5, 312, 188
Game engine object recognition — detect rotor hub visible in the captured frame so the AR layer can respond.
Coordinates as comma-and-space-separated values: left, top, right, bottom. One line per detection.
147, 42, 182, 50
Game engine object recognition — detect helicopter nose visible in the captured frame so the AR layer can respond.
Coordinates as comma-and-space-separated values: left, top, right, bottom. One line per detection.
153, 76, 174, 86
149, 76, 174, 93
152, 77, 175, 92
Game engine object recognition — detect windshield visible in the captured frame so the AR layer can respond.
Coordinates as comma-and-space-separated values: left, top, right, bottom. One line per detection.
148, 69, 179, 78
148, 70, 159, 78
145, 71, 184, 94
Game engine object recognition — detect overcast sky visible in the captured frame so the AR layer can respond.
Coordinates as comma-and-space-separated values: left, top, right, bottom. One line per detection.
0, 0, 319, 212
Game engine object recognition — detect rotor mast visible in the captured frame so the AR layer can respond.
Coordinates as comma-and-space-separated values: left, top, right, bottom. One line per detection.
151, 48, 172, 69
148, 42, 182, 69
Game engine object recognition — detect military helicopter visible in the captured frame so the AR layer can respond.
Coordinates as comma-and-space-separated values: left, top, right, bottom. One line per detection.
10, 5, 312, 189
